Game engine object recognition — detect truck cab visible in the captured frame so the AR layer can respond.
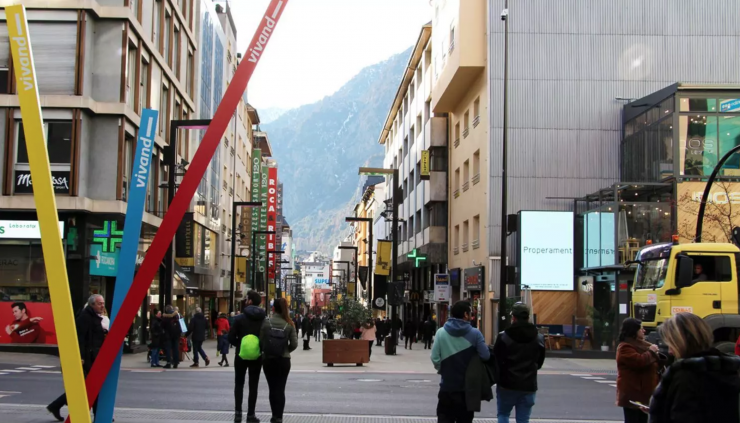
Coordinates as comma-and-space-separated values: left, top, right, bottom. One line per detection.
631, 241, 740, 353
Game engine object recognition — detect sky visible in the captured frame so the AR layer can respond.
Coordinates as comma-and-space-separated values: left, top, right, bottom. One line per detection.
230, 0, 432, 111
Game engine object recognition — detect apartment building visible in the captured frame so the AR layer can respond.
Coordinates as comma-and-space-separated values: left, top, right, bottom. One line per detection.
347, 176, 384, 311
378, 23, 448, 329
430, 0, 490, 340
0, 0, 200, 347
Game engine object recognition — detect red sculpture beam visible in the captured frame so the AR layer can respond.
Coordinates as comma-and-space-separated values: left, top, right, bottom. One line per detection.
68, 1, 289, 419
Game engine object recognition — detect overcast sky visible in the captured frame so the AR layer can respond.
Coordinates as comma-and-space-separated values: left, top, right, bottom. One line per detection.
230, 0, 432, 111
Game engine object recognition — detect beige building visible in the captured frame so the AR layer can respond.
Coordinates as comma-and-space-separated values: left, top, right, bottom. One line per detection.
430, 0, 492, 341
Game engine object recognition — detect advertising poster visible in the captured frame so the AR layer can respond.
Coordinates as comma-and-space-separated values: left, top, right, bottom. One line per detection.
267, 167, 278, 282
519, 211, 574, 291
0, 301, 56, 344
434, 273, 450, 302
677, 181, 740, 244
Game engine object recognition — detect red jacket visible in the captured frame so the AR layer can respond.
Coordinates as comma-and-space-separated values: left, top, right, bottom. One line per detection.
735, 334, 740, 356
215, 317, 230, 335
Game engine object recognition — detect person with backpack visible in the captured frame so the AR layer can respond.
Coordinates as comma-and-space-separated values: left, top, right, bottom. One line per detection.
229, 291, 266, 423
260, 298, 298, 423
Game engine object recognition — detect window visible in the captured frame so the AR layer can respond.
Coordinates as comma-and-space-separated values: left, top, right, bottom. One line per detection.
129, 0, 140, 22
680, 114, 717, 176
186, 50, 194, 98
159, 84, 169, 135
463, 220, 469, 250
454, 168, 460, 197
174, 99, 183, 155
473, 97, 480, 127
158, 159, 167, 215
454, 225, 460, 254
473, 215, 480, 249
463, 110, 470, 137
152, 0, 162, 45
122, 135, 135, 202
173, 25, 181, 78
473, 150, 480, 183
139, 59, 149, 111
0, 69, 8, 94
147, 154, 156, 213
425, 100, 431, 122
125, 43, 137, 110
463, 160, 470, 190
454, 122, 460, 147
449, 26, 455, 52
17, 121, 72, 164
164, 11, 171, 63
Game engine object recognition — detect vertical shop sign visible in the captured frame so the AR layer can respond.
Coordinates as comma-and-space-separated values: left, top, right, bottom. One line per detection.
7, 6, 92, 423
97, 109, 158, 423
267, 167, 278, 281
258, 166, 268, 274
250, 149, 262, 270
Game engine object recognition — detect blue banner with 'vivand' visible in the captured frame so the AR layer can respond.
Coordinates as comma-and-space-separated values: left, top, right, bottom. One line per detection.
97, 108, 159, 423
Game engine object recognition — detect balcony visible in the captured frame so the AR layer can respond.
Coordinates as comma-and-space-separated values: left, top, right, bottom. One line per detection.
473, 173, 480, 185
454, 138, 460, 148
463, 181, 469, 192
424, 226, 446, 244
462, 243, 469, 252
230, 147, 235, 156
431, 0, 486, 113
229, 188, 233, 197
424, 171, 447, 205
473, 115, 480, 128
222, 180, 228, 190
472, 239, 480, 250
425, 116, 448, 147
454, 247, 459, 255
454, 188, 460, 199
463, 127, 469, 139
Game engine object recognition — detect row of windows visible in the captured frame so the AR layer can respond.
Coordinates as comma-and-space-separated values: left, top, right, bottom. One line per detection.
453, 150, 481, 197
453, 215, 481, 255
453, 96, 481, 148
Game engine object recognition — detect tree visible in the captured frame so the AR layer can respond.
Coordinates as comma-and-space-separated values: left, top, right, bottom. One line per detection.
336, 297, 371, 338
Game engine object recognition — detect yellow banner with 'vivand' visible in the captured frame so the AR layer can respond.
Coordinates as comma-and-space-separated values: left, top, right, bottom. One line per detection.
6, 6, 91, 423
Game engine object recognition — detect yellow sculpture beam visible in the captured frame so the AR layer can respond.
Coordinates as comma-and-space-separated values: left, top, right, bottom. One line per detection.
6, 6, 91, 423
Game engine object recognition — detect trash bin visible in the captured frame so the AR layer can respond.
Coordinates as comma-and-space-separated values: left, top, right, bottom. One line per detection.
384, 335, 396, 355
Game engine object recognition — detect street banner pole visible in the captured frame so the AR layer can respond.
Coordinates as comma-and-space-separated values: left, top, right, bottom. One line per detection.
6, 6, 92, 423
67, 1, 290, 417
96, 109, 159, 423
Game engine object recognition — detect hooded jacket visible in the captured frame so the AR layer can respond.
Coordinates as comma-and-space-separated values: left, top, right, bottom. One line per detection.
649, 348, 740, 423
228, 305, 266, 358
431, 317, 490, 392
185, 312, 208, 342
493, 321, 545, 392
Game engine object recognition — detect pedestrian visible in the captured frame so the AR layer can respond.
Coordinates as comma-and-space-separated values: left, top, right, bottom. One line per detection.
313, 314, 322, 342
260, 298, 298, 423
185, 307, 210, 368
616, 318, 663, 423
493, 302, 545, 423
301, 314, 312, 350
648, 312, 740, 422
360, 319, 377, 359
47, 295, 107, 421
149, 308, 164, 368
326, 315, 336, 340
216, 312, 231, 366
384, 318, 393, 344
404, 318, 416, 349
375, 318, 384, 346
229, 290, 266, 423
431, 301, 491, 423
423, 315, 437, 349
161, 305, 182, 369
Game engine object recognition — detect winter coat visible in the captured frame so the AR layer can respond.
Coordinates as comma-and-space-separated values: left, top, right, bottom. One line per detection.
431, 317, 490, 392
149, 316, 164, 348
404, 320, 416, 337
301, 317, 313, 336
360, 325, 376, 341
215, 316, 230, 336
313, 318, 322, 331
185, 313, 208, 342
423, 319, 437, 340
77, 306, 106, 369
616, 338, 662, 408
493, 321, 545, 392
260, 313, 298, 359
161, 312, 182, 341
465, 346, 496, 412
228, 305, 267, 359
649, 348, 740, 423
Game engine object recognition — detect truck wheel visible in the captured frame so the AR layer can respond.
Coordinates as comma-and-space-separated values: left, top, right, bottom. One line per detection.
714, 341, 736, 355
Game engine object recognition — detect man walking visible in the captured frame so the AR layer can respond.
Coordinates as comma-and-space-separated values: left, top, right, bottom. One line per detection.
185, 307, 210, 367
301, 314, 313, 350
313, 314, 322, 342
46, 295, 107, 421
423, 315, 437, 349
229, 290, 266, 423
431, 301, 490, 423
494, 302, 545, 423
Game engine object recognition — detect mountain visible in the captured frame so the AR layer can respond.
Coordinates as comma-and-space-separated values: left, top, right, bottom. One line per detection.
257, 107, 288, 124
264, 48, 410, 252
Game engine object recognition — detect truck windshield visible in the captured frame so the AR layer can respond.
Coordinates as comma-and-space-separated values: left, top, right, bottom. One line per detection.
634, 258, 669, 290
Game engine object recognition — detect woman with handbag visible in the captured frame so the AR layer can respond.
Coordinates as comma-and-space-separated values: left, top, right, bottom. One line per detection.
260, 298, 298, 423
616, 318, 663, 423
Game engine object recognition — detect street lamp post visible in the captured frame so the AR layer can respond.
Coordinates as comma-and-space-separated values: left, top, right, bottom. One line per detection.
160, 119, 211, 311
499, 0, 510, 329
250, 230, 275, 298
345, 217, 374, 309
265, 249, 285, 310
229, 201, 262, 313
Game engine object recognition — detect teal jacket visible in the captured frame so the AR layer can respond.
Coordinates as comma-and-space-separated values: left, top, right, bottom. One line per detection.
431, 317, 490, 392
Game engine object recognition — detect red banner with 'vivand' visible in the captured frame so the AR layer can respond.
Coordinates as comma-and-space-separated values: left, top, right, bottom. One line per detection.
267, 167, 278, 281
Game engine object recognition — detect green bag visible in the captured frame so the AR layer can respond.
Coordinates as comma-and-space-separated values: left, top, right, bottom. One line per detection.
239, 334, 261, 360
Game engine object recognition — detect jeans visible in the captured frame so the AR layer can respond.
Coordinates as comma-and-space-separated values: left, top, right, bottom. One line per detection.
405, 335, 415, 349
314, 329, 321, 342
164, 337, 180, 366
623, 407, 648, 423
150, 345, 161, 366
234, 356, 262, 415
368, 340, 373, 359
436, 391, 474, 423
263, 357, 291, 419
497, 387, 536, 423
192, 340, 207, 364
424, 338, 432, 349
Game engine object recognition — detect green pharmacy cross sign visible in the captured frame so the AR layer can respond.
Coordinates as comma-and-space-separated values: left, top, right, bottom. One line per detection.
93, 220, 124, 253
407, 248, 427, 268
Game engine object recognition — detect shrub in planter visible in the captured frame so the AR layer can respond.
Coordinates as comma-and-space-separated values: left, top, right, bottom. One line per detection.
337, 298, 372, 338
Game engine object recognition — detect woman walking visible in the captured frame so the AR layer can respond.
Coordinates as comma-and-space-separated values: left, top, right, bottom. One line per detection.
360, 319, 377, 360
260, 298, 298, 423
649, 312, 740, 422
615, 318, 661, 423
216, 312, 231, 367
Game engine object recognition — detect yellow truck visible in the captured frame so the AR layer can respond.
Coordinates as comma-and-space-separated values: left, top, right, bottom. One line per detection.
631, 240, 740, 354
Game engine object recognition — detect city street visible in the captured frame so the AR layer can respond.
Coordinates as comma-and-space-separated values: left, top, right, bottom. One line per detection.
0, 340, 623, 423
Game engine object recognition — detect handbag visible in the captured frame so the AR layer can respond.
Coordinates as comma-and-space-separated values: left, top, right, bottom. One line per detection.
179, 316, 188, 333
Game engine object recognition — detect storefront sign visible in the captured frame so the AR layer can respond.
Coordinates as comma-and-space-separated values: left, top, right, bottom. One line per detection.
258, 166, 268, 273
14, 170, 70, 194
92, 220, 124, 253
434, 273, 450, 302
250, 149, 262, 262
89, 244, 119, 277
519, 211, 574, 291
420, 150, 430, 180
375, 240, 391, 275
677, 181, 740, 243
407, 248, 427, 267
720, 99, 740, 112
464, 267, 484, 291
175, 219, 194, 271
0, 220, 64, 239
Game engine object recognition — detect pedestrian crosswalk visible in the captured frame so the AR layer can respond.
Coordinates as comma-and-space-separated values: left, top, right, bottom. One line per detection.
0, 391, 21, 400
571, 373, 617, 388
0, 364, 60, 376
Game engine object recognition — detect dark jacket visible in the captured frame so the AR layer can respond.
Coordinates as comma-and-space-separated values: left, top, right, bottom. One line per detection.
77, 306, 106, 369
431, 318, 490, 392
493, 321, 545, 392
649, 349, 740, 423
149, 316, 164, 348
616, 339, 662, 408
228, 305, 267, 358
404, 320, 416, 337
313, 317, 322, 330
161, 312, 182, 341
465, 346, 496, 412
301, 317, 313, 336
423, 319, 437, 339
260, 313, 299, 358
185, 313, 209, 342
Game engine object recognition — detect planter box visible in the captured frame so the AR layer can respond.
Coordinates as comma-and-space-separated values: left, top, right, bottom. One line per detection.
322, 339, 369, 367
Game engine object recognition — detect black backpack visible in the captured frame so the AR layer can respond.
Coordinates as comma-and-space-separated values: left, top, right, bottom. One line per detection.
264, 319, 289, 358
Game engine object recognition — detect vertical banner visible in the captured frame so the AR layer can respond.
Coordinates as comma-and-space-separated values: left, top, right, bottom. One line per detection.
73, 0, 289, 416
258, 166, 268, 276
267, 167, 278, 281
250, 149, 262, 287
420, 150, 430, 180
7, 6, 92, 423
375, 240, 392, 275
372, 274, 388, 310
97, 109, 158, 423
